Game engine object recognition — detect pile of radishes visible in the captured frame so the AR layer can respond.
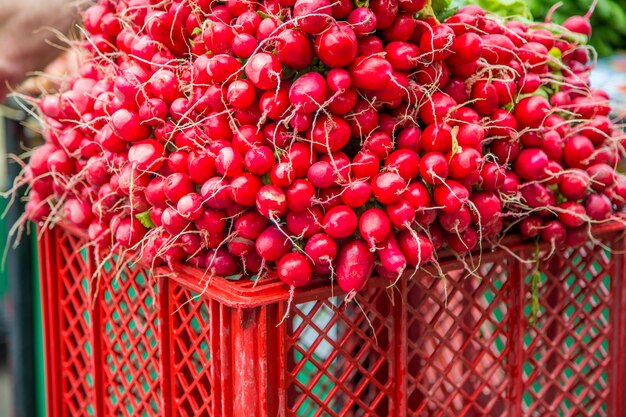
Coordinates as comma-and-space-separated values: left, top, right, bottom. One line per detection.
23, 0, 626, 295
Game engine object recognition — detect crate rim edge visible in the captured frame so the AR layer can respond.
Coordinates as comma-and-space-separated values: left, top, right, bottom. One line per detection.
45, 218, 626, 308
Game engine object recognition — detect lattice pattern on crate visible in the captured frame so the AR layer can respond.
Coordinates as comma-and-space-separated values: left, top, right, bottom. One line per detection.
58, 232, 95, 417
522, 241, 614, 417
406, 261, 511, 416
100, 264, 161, 417
170, 283, 213, 417
286, 288, 395, 417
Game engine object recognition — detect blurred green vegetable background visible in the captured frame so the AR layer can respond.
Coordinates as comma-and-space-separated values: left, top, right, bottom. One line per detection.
451, 0, 626, 56
529, 0, 626, 56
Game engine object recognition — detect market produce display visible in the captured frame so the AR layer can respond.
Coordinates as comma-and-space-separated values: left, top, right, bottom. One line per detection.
21, 0, 626, 295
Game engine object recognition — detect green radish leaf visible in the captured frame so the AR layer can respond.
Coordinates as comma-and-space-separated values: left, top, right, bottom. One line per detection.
136, 209, 156, 229
529, 241, 541, 326
257, 10, 271, 19
529, 269, 541, 325
449, 125, 460, 159
192, 27, 202, 36
225, 274, 244, 281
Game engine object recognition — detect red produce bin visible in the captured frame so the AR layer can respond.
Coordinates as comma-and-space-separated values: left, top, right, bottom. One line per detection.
39, 222, 626, 417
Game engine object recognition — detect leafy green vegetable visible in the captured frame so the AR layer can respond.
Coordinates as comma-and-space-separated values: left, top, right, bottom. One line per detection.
452, 0, 532, 18
136, 209, 156, 229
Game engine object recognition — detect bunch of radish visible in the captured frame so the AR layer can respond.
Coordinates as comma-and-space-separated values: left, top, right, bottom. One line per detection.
23, 0, 626, 296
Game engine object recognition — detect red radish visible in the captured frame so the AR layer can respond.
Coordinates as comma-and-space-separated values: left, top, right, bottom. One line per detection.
177, 193, 204, 220
386, 199, 415, 229
419, 92, 456, 125
289, 72, 328, 113
111, 109, 151, 142
384, 149, 420, 181
420, 24, 455, 61
563, 135, 594, 169
202, 20, 234, 54
161, 207, 188, 235
323, 205, 358, 238
398, 0, 427, 12
255, 225, 291, 261
541, 221, 567, 246
558, 169, 590, 201
480, 162, 506, 191
453, 32, 483, 62
514, 96, 550, 128
359, 208, 392, 248
433, 180, 469, 213
447, 226, 478, 253
270, 163, 296, 188
128, 140, 165, 173
340, 181, 372, 207
206, 249, 239, 276
381, 13, 415, 42
420, 152, 449, 185
321, 151, 353, 182
585, 193, 612, 221
315, 22, 358, 68
565, 225, 588, 247
232, 33, 259, 58
327, 69, 351, 91
370, 0, 399, 29
514, 149, 549, 181
256, 185, 288, 218
305, 233, 338, 272
557, 202, 586, 227
227, 80, 256, 109
245, 53, 282, 90
286, 180, 316, 212
260, 88, 291, 120
439, 206, 471, 233
403, 182, 431, 210
396, 126, 422, 151
372, 172, 406, 204
397, 229, 433, 267
377, 234, 407, 276
230, 173, 263, 206
563, 15, 592, 37
471, 80, 499, 116
521, 183, 553, 210
234, 211, 267, 239
421, 124, 453, 153
114, 217, 148, 248
308, 161, 337, 188
294, 0, 332, 34
309, 115, 351, 153
448, 148, 481, 179
216, 147, 244, 177
469, 192, 502, 225
286, 207, 323, 238
357, 35, 384, 55
586, 164, 615, 191
244, 146, 275, 176
64, 198, 94, 229
520, 216, 544, 237
363, 131, 394, 159
201, 177, 233, 209
278, 253, 313, 287
348, 56, 393, 90
228, 236, 255, 257
336, 239, 374, 293
352, 151, 380, 179
348, 7, 378, 35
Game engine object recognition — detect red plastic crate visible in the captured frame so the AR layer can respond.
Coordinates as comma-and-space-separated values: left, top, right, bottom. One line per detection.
39, 222, 626, 417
